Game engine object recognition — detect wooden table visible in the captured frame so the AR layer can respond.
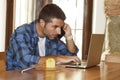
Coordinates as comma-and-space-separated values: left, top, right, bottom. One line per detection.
0, 62, 120, 80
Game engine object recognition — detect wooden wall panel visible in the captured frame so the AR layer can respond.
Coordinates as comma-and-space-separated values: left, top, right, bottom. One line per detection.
82, 0, 93, 59
5, 0, 14, 50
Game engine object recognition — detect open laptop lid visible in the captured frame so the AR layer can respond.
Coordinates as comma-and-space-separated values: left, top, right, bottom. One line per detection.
65, 34, 105, 69
86, 34, 104, 67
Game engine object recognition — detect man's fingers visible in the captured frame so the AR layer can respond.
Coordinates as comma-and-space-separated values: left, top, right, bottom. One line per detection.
73, 56, 81, 63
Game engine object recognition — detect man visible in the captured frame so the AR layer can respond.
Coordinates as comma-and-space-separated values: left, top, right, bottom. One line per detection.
6, 4, 80, 70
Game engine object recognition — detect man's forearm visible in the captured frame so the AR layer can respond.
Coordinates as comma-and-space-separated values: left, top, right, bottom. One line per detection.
62, 23, 77, 54
66, 37, 77, 54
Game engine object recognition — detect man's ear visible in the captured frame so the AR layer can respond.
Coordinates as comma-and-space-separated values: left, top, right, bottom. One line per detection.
39, 19, 45, 27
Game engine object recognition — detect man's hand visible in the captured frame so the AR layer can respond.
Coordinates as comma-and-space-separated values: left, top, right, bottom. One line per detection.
38, 56, 81, 65
63, 23, 72, 38
56, 56, 81, 64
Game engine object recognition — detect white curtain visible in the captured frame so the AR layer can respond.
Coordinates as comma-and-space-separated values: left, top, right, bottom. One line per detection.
0, 0, 6, 52
13, 0, 36, 29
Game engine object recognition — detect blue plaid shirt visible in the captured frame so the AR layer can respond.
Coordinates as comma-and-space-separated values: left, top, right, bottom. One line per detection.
6, 20, 78, 70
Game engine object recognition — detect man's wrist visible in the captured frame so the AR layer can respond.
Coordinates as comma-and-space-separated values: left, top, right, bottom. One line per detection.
66, 35, 73, 40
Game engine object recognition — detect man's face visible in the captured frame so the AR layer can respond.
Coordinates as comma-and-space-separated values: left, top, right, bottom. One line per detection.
43, 18, 64, 39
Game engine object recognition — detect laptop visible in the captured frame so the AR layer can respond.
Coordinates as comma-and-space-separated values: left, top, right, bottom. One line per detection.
65, 34, 105, 69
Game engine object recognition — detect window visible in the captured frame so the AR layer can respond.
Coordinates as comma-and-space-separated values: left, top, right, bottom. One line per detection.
13, 0, 84, 58
5, 0, 93, 59
53, 0, 84, 58
13, 0, 36, 29
0, 0, 6, 51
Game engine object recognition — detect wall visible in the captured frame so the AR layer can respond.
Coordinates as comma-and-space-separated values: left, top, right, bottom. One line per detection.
92, 0, 106, 34
0, 0, 6, 52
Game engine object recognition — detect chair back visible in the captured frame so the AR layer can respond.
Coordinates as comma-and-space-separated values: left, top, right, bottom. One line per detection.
0, 52, 6, 72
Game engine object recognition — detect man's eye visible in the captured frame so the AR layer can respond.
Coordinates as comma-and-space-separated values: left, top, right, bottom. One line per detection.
53, 26, 58, 29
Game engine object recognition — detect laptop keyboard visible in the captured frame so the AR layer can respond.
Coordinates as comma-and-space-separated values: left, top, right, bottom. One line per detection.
56, 61, 81, 65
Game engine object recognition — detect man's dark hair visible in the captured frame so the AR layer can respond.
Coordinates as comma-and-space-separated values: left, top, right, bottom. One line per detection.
38, 4, 66, 23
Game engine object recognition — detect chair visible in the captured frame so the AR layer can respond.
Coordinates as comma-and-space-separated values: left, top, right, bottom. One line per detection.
0, 52, 6, 72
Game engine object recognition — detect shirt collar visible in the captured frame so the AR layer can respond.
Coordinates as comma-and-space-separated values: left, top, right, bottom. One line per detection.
30, 19, 38, 38
46, 36, 59, 43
